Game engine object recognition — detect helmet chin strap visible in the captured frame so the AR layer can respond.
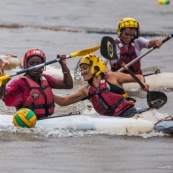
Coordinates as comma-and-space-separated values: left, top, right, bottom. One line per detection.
88, 76, 94, 86
88, 72, 104, 86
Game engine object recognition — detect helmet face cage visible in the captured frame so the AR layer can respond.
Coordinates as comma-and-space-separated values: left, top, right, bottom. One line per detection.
23, 48, 46, 69
74, 54, 106, 80
117, 17, 140, 38
74, 59, 82, 81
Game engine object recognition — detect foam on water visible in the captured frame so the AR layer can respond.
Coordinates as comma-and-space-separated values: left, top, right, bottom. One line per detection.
0, 125, 169, 139
0, 116, 170, 139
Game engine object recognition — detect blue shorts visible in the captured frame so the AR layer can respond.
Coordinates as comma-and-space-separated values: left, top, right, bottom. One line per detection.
119, 107, 149, 118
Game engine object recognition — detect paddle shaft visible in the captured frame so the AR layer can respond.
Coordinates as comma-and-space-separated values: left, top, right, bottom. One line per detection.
3, 45, 100, 78
115, 54, 166, 108
143, 70, 160, 77
118, 34, 173, 72
120, 61, 146, 88
10, 56, 71, 78
38, 111, 81, 120
116, 50, 167, 109
100, 36, 167, 109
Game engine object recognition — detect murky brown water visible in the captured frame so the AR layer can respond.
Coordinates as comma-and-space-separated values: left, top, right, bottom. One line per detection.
0, 0, 173, 173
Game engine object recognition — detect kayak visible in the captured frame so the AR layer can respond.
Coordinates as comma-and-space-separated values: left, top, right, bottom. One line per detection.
123, 72, 173, 90
3, 57, 173, 90
0, 54, 20, 70
0, 112, 153, 134
0, 107, 171, 135
44, 68, 173, 90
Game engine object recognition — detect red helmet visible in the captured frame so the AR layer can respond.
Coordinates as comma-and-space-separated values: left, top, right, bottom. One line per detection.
23, 48, 46, 69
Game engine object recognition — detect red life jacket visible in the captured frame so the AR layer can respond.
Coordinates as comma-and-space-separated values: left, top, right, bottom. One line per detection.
111, 39, 142, 75
18, 76, 55, 119
89, 80, 134, 116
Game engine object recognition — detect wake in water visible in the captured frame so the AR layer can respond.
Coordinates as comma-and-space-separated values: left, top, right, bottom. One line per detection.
0, 124, 169, 140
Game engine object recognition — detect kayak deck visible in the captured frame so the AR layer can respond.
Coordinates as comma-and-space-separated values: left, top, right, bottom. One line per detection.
1, 108, 171, 135
123, 72, 173, 90
0, 113, 154, 134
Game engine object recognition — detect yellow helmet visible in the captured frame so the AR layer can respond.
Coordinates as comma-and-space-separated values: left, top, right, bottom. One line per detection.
79, 54, 106, 76
117, 17, 140, 38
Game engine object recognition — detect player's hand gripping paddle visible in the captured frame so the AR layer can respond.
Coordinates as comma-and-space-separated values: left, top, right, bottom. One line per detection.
0, 45, 100, 86
100, 36, 167, 109
118, 33, 173, 72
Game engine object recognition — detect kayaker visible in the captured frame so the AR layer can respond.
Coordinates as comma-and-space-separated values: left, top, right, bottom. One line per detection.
54, 54, 150, 117
102, 17, 163, 75
0, 48, 73, 119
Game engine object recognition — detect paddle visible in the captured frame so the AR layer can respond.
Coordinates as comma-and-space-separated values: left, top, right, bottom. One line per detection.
0, 45, 100, 86
118, 33, 173, 72
100, 36, 167, 109
143, 68, 160, 77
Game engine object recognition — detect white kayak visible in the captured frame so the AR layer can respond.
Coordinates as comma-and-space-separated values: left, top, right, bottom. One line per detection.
44, 68, 173, 90
0, 54, 20, 70
0, 108, 170, 135
123, 72, 173, 90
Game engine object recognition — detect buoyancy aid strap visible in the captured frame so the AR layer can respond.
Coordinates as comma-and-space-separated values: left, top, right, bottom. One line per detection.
127, 97, 136, 105
25, 102, 55, 112
30, 85, 49, 90
97, 92, 125, 113
81, 88, 109, 101
122, 93, 136, 105
98, 94, 109, 110
120, 52, 136, 57
39, 87, 50, 116
30, 102, 55, 109
122, 93, 129, 98
106, 98, 125, 116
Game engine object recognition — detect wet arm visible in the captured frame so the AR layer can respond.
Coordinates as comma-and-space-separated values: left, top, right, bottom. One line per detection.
148, 38, 163, 49
54, 87, 88, 106
115, 72, 144, 84
133, 75, 149, 91
54, 55, 73, 89
117, 73, 149, 91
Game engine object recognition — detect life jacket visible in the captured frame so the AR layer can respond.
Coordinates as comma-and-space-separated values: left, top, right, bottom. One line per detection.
111, 39, 142, 75
88, 79, 134, 117
17, 76, 55, 119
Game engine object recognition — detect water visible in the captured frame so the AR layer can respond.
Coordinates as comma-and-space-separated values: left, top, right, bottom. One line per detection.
0, 0, 173, 172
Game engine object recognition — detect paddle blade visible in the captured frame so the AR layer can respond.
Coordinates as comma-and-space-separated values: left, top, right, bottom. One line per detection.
70, 45, 100, 58
147, 91, 167, 109
100, 36, 118, 60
